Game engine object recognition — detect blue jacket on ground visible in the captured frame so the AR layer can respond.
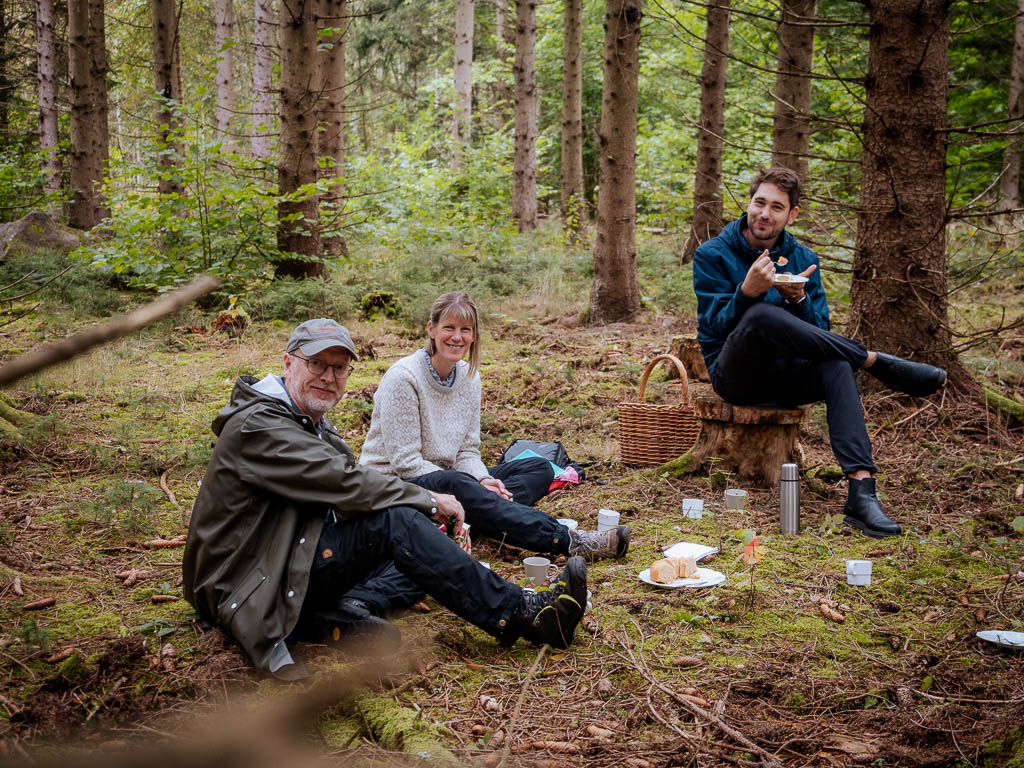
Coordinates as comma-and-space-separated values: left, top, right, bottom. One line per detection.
693, 214, 830, 374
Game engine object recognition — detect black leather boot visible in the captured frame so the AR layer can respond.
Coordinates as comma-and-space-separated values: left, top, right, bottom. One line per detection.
867, 353, 947, 397
314, 598, 402, 655
506, 556, 587, 648
844, 477, 902, 538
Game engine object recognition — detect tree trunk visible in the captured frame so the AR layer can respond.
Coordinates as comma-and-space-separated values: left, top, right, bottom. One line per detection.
0, 0, 9, 143
215, 0, 237, 149
560, 0, 585, 245
850, 0, 965, 387
152, 0, 184, 197
682, 0, 730, 264
36, 0, 61, 196
277, 0, 323, 277
89, 0, 108, 207
512, 0, 537, 231
252, 0, 276, 162
771, 0, 816, 181
589, 0, 642, 323
452, 0, 473, 169
317, 0, 347, 256
1000, 0, 1024, 207
68, 0, 107, 229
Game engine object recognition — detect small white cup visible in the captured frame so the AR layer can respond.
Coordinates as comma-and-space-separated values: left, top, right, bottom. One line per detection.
597, 508, 620, 531
682, 499, 704, 519
846, 559, 872, 586
524, 556, 552, 584
724, 489, 748, 510
557, 518, 579, 531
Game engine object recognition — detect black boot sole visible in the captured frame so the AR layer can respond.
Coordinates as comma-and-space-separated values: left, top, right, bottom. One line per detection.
322, 615, 402, 656
843, 515, 901, 539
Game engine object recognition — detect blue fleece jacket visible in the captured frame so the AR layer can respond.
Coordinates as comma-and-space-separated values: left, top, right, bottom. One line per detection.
693, 214, 830, 374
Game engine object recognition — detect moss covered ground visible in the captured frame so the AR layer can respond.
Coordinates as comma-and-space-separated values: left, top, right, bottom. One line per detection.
0, 234, 1022, 767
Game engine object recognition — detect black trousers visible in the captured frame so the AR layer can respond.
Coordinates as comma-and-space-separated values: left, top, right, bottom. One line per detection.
345, 457, 565, 616
711, 302, 876, 475
295, 505, 522, 639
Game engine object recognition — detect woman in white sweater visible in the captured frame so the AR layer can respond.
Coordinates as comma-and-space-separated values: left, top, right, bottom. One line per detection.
338, 292, 629, 630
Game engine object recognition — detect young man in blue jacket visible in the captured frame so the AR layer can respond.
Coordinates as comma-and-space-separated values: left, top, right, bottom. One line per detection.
692, 167, 947, 538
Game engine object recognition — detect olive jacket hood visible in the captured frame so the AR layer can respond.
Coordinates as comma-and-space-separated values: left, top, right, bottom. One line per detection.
182, 374, 435, 677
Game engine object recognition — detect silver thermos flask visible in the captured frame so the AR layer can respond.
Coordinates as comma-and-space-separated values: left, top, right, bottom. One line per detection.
780, 463, 800, 534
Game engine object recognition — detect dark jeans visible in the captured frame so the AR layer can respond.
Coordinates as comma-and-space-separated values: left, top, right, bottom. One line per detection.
345, 459, 566, 616
296, 505, 522, 639
711, 302, 876, 475
489, 456, 555, 507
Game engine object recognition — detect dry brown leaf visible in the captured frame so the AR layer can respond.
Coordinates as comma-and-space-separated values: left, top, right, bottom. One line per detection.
582, 615, 599, 634
159, 642, 176, 673
586, 724, 615, 739
975, 607, 987, 623
923, 609, 943, 622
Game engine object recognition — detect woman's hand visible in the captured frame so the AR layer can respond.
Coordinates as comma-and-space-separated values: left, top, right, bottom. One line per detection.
480, 476, 514, 501
430, 492, 466, 535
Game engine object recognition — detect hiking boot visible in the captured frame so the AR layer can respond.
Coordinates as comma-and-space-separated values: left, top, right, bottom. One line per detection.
508, 556, 587, 649
568, 525, 631, 560
843, 477, 902, 539
867, 353, 947, 397
315, 598, 402, 656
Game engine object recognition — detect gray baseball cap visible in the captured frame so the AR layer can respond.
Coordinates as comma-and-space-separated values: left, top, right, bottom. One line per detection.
286, 318, 360, 360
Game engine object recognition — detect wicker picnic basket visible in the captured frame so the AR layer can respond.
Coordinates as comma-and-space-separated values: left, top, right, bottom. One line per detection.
619, 354, 701, 466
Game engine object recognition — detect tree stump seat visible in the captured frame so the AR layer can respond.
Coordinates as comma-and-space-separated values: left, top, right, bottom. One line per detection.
689, 384, 810, 486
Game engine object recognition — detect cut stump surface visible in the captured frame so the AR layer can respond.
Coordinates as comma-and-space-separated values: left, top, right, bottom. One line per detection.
690, 385, 810, 486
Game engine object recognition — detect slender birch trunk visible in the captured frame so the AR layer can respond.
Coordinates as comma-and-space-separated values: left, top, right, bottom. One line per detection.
452, 0, 474, 169
36, 0, 61, 196
252, 0, 276, 162
215, 0, 237, 149
560, 0, 585, 244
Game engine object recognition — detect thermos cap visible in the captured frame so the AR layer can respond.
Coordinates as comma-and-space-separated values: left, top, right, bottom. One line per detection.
780, 463, 799, 481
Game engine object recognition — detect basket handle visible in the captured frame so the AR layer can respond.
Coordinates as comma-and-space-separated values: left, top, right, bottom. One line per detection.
636, 354, 691, 405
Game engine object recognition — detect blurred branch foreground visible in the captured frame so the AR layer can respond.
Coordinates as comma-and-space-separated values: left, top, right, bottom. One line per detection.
0, 275, 221, 388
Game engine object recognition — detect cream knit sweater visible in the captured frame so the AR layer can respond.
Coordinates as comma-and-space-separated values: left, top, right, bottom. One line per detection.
358, 351, 490, 480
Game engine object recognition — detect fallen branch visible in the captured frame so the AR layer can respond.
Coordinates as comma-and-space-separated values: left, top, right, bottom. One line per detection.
0, 274, 220, 387
618, 628, 782, 768
159, 470, 179, 508
142, 534, 187, 549
494, 643, 548, 766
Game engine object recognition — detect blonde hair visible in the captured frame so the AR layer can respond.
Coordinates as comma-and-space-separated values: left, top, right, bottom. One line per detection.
427, 291, 481, 378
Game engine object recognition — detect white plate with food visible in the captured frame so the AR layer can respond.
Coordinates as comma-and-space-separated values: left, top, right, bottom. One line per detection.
638, 567, 726, 590
774, 274, 808, 284
976, 630, 1024, 649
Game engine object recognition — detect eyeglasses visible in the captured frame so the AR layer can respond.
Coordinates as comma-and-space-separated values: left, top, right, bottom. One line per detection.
289, 352, 355, 378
